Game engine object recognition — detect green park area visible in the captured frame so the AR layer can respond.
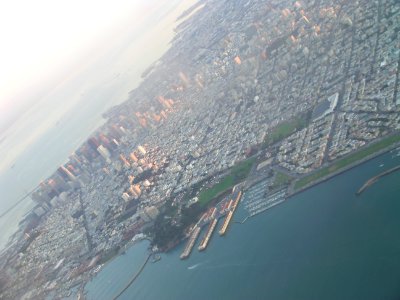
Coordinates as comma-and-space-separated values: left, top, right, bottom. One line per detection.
294, 133, 400, 191
270, 170, 293, 191
263, 112, 310, 147
149, 157, 256, 249
198, 157, 256, 206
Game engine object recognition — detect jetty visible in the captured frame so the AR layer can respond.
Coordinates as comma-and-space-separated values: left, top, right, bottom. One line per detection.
356, 165, 400, 195
112, 254, 152, 300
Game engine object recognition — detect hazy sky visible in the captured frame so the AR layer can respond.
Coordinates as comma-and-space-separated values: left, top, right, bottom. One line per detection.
0, 0, 197, 248
0, 0, 194, 175
0, 0, 168, 130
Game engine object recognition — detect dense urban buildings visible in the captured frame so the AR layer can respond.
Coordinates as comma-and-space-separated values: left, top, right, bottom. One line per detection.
1, 0, 400, 298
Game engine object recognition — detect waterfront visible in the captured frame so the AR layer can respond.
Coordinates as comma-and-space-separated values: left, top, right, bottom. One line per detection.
86, 148, 400, 300
2, 0, 400, 296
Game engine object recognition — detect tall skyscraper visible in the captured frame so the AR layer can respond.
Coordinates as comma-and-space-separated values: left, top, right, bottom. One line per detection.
99, 134, 112, 151
138, 145, 147, 155
87, 137, 100, 154
70, 152, 82, 165
57, 166, 77, 182
31, 189, 51, 210
49, 174, 70, 194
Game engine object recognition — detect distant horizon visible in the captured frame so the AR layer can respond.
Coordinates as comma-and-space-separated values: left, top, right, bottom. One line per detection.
0, 0, 197, 250
0, 0, 189, 176
0, 0, 179, 133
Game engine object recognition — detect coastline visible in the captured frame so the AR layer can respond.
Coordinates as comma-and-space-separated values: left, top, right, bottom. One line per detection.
288, 134, 400, 198
356, 164, 400, 195
83, 149, 400, 299
77, 134, 400, 298
82, 134, 400, 299
77, 237, 151, 299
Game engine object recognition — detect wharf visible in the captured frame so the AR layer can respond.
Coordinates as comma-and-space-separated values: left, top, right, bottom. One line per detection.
219, 211, 233, 236
198, 218, 218, 251
218, 190, 242, 236
180, 226, 201, 259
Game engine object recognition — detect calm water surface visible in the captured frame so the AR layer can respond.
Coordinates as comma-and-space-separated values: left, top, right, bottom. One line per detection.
86, 149, 400, 300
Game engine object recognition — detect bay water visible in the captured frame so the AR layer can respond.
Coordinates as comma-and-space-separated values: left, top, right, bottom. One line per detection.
86, 148, 400, 300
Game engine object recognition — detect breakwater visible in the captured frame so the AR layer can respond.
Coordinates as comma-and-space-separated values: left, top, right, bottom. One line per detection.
112, 253, 152, 300
356, 164, 400, 195
289, 139, 400, 197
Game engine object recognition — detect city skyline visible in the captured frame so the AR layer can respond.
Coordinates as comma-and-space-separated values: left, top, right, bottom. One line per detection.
1, 0, 400, 298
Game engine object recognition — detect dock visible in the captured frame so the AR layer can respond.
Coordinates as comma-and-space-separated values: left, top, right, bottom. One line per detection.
180, 226, 201, 259
218, 190, 242, 236
245, 189, 286, 217
249, 198, 285, 216
198, 218, 218, 251
219, 211, 233, 235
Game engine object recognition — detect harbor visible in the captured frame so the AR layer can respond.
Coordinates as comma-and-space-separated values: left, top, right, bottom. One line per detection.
180, 187, 243, 258
85, 148, 400, 300
247, 189, 286, 217
180, 177, 289, 259
242, 179, 287, 217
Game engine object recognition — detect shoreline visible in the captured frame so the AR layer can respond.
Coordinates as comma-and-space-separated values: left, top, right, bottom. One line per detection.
288, 136, 400, 198
81, 136, 400, 299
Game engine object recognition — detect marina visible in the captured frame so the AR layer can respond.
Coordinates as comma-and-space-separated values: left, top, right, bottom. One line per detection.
248, 189, 286, 217
242, 179, 287, 217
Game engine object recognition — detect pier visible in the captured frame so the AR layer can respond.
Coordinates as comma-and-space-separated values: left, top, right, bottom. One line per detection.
198, 218, 218, 251
219, 211, 233, 235
218, 190, 242, 236
180, 226, 201, 259
357, 164, 400, 195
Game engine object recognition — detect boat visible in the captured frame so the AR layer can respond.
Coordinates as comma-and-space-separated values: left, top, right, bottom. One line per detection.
93, 265, 103, 274
151, 254, 161, 263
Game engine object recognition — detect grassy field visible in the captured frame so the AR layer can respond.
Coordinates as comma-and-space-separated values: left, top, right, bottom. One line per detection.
198, 157, 256, 206
270, 170, 293, 190
294, 134, 400, 191
263, 112, 310, 147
